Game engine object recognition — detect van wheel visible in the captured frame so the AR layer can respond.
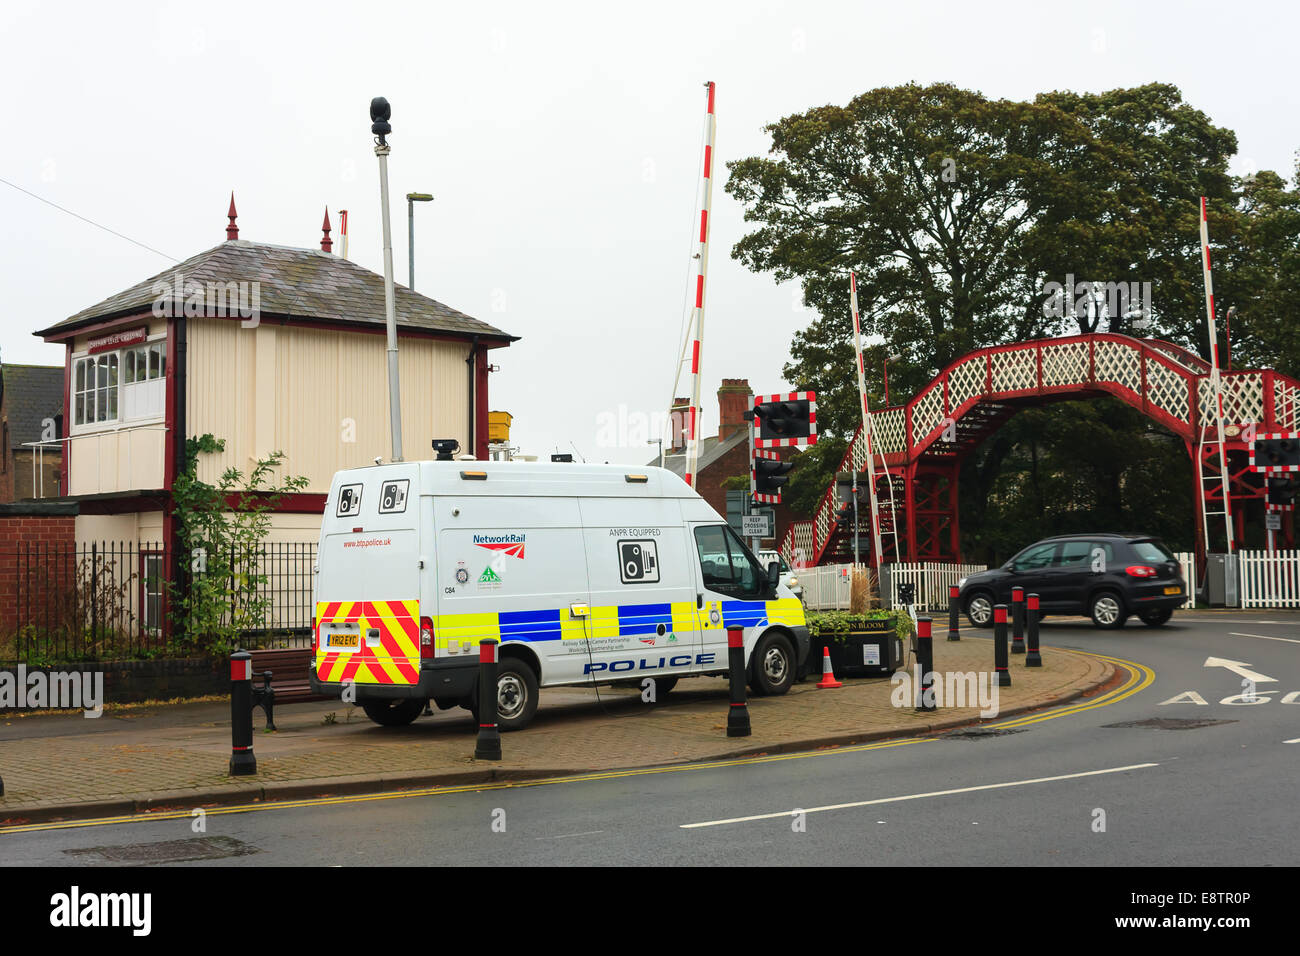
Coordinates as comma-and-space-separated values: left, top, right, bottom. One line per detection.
361, 698, 425, 727
750, 633, 795, 697
492, 658, 540, 732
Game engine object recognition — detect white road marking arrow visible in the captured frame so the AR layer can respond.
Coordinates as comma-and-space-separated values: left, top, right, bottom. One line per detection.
1203, 657, 1277, 683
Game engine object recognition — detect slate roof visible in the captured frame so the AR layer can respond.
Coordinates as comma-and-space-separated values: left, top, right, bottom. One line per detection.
1, 364, 64, 448
650, 430, 749, 476
34, 240, 516, 342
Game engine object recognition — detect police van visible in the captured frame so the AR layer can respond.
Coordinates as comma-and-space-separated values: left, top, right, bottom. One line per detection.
309, 460, 809, 730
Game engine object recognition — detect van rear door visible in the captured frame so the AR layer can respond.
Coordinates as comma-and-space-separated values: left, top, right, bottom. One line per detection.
316, 466, 422, 689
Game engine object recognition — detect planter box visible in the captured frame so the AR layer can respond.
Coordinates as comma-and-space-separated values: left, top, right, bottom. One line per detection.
802, 618, 903, 680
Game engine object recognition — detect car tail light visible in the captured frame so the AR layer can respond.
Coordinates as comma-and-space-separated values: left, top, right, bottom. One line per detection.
311, 613, 317, 652
1125, 565, 1158, 578
420, 616, 436, 658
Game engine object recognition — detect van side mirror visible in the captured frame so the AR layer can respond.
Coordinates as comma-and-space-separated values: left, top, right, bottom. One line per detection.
767, 561, 781, 591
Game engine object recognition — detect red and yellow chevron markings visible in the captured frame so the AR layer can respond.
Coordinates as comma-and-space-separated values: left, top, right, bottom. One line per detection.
315, 599, 420, 686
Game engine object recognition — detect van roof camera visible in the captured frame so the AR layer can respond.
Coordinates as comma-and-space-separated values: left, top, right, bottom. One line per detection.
431, 438, 460, 461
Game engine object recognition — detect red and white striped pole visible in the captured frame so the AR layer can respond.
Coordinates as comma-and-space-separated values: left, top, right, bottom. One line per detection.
849, 272, 883, 565
684, 81, 716, 490
339, 209, 349, 259
1200, 196, 1235, 555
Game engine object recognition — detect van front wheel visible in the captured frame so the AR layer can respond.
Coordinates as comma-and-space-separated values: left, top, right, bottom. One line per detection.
362, 698, 425, 727
750, 633, 795, 697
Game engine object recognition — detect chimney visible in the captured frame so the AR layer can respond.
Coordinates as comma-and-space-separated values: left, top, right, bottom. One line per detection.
321, 207, 333, 252
716, 378, 752, 441
669, 396, 690, 452
226, 192, 239, 241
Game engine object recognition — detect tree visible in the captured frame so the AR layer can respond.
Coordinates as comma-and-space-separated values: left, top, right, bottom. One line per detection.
1218, 163, 1300, 377
170, 435, 309, 655
726, 82, 1242, 442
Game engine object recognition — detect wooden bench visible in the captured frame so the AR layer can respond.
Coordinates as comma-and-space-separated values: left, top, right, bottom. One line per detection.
248, 647, 325, 706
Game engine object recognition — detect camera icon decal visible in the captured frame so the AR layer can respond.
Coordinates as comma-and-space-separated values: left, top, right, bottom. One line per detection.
618, 540, 660, 584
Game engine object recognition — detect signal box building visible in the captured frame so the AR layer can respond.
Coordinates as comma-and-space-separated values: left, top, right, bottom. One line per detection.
30, 202, 517, 552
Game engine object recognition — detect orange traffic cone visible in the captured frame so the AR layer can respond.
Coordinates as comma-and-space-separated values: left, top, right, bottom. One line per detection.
816, 646, 842, 689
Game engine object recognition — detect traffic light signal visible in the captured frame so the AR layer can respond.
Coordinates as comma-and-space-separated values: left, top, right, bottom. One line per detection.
1249, 432, 1300, 474
1267, 476, 1300, 510
754, 392, 818, 448
834, 500, 853, 528
753, 451, 793, 504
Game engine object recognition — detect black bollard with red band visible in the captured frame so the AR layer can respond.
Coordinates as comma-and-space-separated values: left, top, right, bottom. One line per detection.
994, 604, 1011, 687
1010, 587, 1026, 654
1025, 593, 1043, 667
229, 650, 257, 776
726, 625, 752, 737
947, 585, 961, 641
474, 638, 502, 760
916, 616, 935, 711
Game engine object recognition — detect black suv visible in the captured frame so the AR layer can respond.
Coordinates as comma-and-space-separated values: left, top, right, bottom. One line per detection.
958, 533, 1185, 629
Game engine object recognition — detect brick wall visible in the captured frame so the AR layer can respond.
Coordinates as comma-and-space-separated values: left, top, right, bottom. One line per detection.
0, 514, 76, 634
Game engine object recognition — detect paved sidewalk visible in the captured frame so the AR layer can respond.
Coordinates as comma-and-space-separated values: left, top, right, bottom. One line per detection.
0, 638, 1111, 825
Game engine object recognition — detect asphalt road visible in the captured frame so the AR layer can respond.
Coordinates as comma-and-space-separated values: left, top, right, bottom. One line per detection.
4, 613, 1298, 867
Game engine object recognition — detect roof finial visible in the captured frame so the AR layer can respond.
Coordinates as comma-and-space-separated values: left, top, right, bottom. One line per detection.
321, 207, 333, 253
226, 192, 239, 241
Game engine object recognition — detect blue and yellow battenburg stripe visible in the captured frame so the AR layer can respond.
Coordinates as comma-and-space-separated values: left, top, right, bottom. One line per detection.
432, 597, 804, 651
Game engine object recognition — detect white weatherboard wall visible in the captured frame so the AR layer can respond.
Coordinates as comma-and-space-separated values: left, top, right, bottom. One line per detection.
187, 319, 471, 493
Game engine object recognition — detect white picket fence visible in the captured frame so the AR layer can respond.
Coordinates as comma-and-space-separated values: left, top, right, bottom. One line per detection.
1175, 551, 1196, 609
882, 562, 988, 612
1239, 550, 1300, 608
799, 561, 988, 612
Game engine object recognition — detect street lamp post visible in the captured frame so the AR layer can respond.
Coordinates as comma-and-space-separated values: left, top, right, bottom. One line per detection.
406, 192, 433, 291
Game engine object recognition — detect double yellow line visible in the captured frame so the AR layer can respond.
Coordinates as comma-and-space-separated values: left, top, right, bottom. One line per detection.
979, 651, 1154, 730
0, 653, 1152, 836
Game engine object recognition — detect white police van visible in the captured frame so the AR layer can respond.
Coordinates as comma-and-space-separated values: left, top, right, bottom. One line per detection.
310, 460, 809, 730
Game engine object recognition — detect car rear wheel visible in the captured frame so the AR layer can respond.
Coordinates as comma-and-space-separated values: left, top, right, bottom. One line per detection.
1139, 607, 1173, 627
965, 591, 995, 629
361, 697, 426, 727
1089, 591, 1127, 629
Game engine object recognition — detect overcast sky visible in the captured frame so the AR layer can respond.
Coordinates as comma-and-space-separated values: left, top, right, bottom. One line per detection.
2, 0, 1295, 465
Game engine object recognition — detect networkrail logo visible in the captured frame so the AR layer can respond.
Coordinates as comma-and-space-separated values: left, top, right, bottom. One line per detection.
473, 533, 526, 559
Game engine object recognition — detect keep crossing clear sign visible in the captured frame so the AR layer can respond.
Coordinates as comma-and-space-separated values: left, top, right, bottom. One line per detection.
742, 514, 774, 538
